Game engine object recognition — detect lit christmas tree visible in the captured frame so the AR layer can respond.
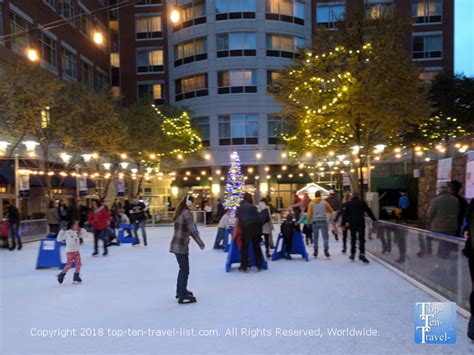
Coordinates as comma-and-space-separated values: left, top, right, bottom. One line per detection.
224, 151, 245, 225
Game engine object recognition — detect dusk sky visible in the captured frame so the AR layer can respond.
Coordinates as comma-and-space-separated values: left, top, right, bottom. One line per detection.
455, 0, 474, 76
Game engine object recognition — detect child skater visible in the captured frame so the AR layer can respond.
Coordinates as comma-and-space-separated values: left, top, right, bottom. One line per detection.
170, 195, 205, 304
297, 211, 312, 246
281, 212, 299, 260
214, 209, 230, 249
56, 220, 88, 284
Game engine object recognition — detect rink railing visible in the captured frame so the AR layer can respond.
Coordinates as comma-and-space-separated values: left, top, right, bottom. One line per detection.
147, 211, 207, 226
8, 219, 49, 243
364, 220, 469, 311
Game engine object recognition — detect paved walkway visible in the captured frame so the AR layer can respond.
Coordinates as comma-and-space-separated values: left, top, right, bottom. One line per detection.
1, 227, 472, 355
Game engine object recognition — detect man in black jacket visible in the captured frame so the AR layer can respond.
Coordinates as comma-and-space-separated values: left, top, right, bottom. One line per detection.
3, 201, 21, 250
342, 192, 377, 263
129, 196, 149, 246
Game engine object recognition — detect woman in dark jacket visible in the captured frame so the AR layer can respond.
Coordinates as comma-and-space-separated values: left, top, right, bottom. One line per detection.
170, 195, 205, 304
235, 192, 264, 272
464, 199, 474, 339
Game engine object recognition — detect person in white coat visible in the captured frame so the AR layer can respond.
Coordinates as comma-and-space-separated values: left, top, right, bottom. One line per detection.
56, 220, 89, 284
258, 197, 274, 258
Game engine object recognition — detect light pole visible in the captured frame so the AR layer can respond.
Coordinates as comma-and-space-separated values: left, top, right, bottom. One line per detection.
14, 154, 20, 209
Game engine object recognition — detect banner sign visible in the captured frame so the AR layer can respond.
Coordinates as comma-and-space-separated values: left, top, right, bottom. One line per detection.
19, 174, 30, 197
117, 178, 125, 197
437, 158, 453, 181
466, 160, 474, 199
78, 176, 88, 196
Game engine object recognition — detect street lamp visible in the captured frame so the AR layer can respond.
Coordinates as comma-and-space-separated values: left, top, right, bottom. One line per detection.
26, 48, 39, 62
170, 8, 181, 24
93, 31, 104, 45
22, 141, 39, 157
81, 154, 93, 162
0, 141, 10, 156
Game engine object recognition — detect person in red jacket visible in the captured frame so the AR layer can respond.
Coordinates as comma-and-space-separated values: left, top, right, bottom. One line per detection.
88, 199, 111, 256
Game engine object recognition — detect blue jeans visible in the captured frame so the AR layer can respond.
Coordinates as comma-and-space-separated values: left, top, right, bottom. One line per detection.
9, 223, 21, 247
214, 228, 226, 249
312, 221, 329, 254
133, 220, 147, 245
175, 253, 190, 298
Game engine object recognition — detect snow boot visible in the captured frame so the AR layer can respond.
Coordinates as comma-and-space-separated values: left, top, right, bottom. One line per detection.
324, 250, 330, 258
468, 317, 474, 340
178, 295, 197, 304
17, 242, 22, 250
73, 273, 82, 283
57, 272, 66, 284
103, 249, 108, 256
349, 254, 355, 261
359, 255, 370, 264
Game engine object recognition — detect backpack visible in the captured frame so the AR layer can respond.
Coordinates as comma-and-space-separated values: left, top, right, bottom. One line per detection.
259, 208, 271, 225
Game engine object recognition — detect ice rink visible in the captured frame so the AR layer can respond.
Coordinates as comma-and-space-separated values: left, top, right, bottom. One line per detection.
1, 226, 473, 355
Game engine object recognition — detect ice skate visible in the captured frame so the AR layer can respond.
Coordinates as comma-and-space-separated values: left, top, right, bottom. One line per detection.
178, 295, 197, 304
73, 273, 82, 283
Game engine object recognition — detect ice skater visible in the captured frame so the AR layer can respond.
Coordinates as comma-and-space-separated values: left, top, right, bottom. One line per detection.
56, 220, 89, 284
170, 195, 205, 304
280, 212, 299, 260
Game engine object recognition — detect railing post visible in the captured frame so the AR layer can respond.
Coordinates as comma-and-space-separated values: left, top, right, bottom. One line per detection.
457, 243, 463, 305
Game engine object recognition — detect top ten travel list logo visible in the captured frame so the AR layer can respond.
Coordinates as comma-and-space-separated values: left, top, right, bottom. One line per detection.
414, 302, 456, 344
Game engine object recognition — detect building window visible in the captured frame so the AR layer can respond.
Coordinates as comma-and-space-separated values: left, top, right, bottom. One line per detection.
135, 0, 162, 5
175, 74, 208, 101
40, 33, 57, 68
267, 70, 281, 85
174, 37, 207, 66
266, 0, 305, 25
136, 15, 162, 39
110, 53, 120, 67
174, 0, 206, 31
365, 0, 393, 20
218, 69, 257, 94
10, 12, 30, 51
216, 32, 256, 57
82, 61, 94, 88
44, 0, 56, 10
316, 3, 345, 29
136, 49, 163, 73
78, 6, 91, 36
96, 71, 107, 93
412, 33, 442, 59
60, 0, 74, 21
418, 67, 441, 82
137, 82, 164, 104
61, 47, 77, 80
192, 117, 210, 146
266, 34, 305, 58
268, 115, 288, 144
412, 0, 442, 24
215, 0, 256, 21
219, 114, 258, 145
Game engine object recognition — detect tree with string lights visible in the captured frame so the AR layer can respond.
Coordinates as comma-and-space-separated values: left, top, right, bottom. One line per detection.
270, 2, 430, 197
120, 103, 202, 195
224, 151, 245, 225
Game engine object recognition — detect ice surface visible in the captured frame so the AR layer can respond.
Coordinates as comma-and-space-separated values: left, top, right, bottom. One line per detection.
1, 226, 473, 355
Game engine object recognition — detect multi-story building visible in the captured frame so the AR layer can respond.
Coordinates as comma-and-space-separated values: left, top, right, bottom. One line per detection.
110, 0, 168, 105
148, 0, 451, 207
0, 0, 110, 88
1, 1, 453, 210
